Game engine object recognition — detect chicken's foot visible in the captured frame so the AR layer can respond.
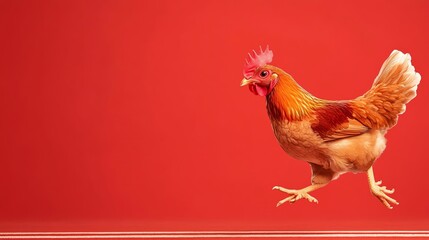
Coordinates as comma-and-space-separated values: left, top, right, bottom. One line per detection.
272, 183, 327, 207
367, 166, 399, 209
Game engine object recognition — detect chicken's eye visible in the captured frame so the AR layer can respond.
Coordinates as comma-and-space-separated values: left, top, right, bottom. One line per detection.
260, 70, 269, 78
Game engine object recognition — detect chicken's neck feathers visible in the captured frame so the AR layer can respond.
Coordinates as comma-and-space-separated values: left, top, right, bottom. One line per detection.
266, 73, 322, 122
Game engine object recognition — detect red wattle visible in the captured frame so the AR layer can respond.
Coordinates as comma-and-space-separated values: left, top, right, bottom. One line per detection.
249, 84, 267, 96
249, 85, 257, 95
254, 84, 268, 96
248, 79, 278, 96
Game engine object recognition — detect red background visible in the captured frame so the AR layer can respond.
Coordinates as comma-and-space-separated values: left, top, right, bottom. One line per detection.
1, 0, 428, 231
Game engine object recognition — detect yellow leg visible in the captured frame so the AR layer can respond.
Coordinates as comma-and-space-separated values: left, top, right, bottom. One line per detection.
367, 166, 399, 209
272, 183, 328, 207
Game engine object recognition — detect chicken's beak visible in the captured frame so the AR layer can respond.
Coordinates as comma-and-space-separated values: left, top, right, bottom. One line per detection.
240, 78, 258, 87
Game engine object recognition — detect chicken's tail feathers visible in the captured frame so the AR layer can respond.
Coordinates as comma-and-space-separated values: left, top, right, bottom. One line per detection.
372, 50, 421, 94
352, 50, 421, 129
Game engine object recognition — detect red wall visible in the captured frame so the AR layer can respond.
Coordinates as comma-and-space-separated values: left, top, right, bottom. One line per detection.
1, 0, 428, 231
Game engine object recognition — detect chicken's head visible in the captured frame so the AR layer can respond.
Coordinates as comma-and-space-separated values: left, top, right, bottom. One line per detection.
241, 46, 279, 96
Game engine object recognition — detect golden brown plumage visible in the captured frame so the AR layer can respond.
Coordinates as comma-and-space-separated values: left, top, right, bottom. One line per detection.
241, 48, 421, 209
353, 50, 419, 129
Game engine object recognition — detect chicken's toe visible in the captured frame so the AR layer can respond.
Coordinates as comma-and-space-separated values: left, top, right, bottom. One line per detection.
274, 186, 319, 206
367, 167, 399, 209
370, 182, 399, 209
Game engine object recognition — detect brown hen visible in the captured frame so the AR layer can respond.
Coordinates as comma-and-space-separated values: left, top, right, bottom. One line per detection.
241, 47, 421, 209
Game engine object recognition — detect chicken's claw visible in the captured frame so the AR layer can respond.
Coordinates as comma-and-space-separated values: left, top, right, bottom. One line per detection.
367, 167, 399, 209
272, 186, 319, 206
370, 180, 399, 209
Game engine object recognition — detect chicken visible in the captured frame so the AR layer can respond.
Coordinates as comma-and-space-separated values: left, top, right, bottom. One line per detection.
240, 46, 421, 209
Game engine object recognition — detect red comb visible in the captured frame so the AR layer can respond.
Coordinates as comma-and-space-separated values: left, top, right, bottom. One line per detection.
243, 46, 273, 79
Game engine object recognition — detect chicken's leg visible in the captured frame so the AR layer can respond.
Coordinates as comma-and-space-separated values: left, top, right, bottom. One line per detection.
272, 163, 333, 207
367, 166, 399, 209
272, 183, 328, 207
